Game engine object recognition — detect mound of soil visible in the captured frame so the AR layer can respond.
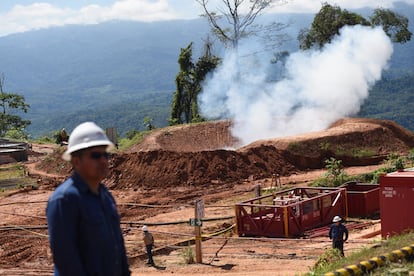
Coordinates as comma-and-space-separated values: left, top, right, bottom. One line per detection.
248, 118, 414, 169
106, 145, 296, 189
35, 118, 414, 190
130, 120, 239, 152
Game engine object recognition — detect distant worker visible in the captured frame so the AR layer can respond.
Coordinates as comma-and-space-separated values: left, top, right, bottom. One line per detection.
46, 122, 130, 275
142, 225, 155, 266
329, 215, 349, 256
60, 128, 68, 143
56, 128, 69, 146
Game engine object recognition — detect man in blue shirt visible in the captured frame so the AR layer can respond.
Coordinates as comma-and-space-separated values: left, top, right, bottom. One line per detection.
46, 122, 130, 276
329, 215, 349, 256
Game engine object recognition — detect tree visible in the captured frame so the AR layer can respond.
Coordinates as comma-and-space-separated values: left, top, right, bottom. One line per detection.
324, 157, 348, 187
0, 74, 31, 137
370, 8, 412, 43
197, 0, 286, 49
169, 41, 220, 125
143, 116, 155, 131
299, 3, 412, 50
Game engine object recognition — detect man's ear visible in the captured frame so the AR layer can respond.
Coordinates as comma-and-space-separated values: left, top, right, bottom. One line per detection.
71, 155, 81, 168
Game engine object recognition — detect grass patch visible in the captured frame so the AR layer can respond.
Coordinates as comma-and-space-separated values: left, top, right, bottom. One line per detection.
118, 130, 151, 151
350, 148, 377, 158
334, 147, 377, 158
0, 163, 26, 179
0, 163, 37, 193
287, 142, 302, 153
334, 146, 346, 156
308, 232, 414, 275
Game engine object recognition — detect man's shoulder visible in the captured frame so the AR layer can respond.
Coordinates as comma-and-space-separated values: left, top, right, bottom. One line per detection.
48, 177, 80, 201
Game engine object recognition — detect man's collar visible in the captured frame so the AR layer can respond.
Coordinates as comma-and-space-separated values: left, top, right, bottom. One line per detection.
72, 171, 102, 195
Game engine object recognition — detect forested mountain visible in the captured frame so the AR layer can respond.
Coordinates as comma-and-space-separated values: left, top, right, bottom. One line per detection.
0, 2, 413, 137
1, 19, 212, 137
358, 10, 414, 129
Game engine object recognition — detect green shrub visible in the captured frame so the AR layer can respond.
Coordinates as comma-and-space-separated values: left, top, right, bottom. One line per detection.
5, 129, 29, 140
309, 248, 343, 274
325, 158, 348, 186
311, 158, 359, 187
319, 142, 330, 151
407, 148, 414, 166
394, 157, 405, 170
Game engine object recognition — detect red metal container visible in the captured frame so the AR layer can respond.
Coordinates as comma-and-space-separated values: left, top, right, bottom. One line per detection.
235, 187, 347, 238
344, 182, 379, 218
379, 170, 414, 238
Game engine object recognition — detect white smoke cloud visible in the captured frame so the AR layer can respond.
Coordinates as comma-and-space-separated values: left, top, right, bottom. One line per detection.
199, 25, 393, 145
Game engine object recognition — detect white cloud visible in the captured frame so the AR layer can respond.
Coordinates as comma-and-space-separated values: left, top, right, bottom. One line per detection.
1, 0, 414, 37
271, 0, 414, 13
0, 0, 179, 36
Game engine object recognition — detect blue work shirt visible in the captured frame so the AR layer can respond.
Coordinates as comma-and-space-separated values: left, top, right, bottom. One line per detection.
329, 223, 349, 242
46, 172, 130, 276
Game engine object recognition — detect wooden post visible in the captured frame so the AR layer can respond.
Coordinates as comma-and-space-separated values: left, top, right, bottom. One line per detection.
195, 199, 204, 263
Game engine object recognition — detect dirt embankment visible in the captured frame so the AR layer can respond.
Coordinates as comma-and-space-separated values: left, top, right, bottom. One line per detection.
131, 120, 238, 152
106, 146, 295, 190
37, 118, 414, 190
249, 118, 414, 169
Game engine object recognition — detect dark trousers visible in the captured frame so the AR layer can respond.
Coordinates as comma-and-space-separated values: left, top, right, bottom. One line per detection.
146, 244, 154, 264
333, 240, 344, 256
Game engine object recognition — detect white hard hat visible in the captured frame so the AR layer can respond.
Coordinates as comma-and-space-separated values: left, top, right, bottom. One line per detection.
333, 216, 342, 223
62, 122, 114, 161
142, 225, 148, 232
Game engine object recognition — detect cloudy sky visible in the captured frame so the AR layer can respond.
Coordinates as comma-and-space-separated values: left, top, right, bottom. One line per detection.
1, 0, 413, 37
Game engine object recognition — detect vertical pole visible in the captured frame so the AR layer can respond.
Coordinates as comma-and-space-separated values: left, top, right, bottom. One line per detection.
283, 206, 289, 238
234, 204, 239, 236
344, 190, 348, 220
195, 200, 202, 263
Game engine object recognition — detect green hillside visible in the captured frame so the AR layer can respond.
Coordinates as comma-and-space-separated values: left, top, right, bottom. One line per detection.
359, 74, 414, 130
0, 3, 413, 137
0, 20, 210, 137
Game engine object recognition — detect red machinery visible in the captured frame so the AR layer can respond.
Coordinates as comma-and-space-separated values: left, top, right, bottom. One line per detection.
235, 187, 347, 238
343, 181, 379, 218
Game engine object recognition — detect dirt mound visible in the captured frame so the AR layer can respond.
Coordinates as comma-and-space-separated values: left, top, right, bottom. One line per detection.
131, 120, 239, 152
35, 118, 414, 189
245, 118, 414, 169
106, 145, 296, 189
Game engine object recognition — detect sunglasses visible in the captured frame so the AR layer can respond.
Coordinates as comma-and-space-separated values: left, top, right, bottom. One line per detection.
89, 152, 110, 160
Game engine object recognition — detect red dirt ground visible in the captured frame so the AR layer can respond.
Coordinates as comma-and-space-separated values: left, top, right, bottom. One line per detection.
0, 118, 413, 275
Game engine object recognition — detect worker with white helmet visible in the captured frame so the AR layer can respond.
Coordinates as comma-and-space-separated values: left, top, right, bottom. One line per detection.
46, 122, 130, 275
142, 225, 155, 266
328, 215, 348, 256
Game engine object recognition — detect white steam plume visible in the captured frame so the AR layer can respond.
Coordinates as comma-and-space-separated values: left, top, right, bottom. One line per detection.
199, 25, 393, 146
